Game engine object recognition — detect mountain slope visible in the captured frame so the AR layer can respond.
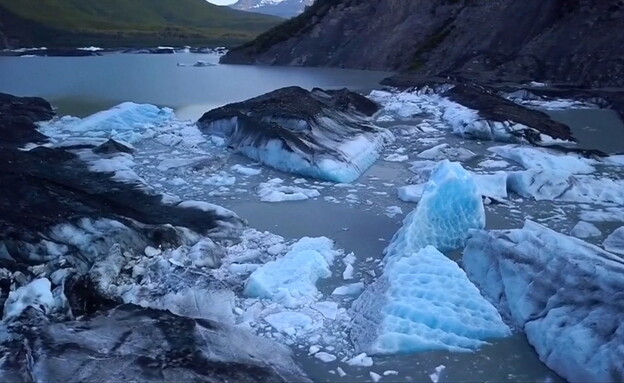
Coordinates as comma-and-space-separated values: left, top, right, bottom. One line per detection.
222, 0, 624, 87
231, 0, 314, 18
0, 0, 281, 48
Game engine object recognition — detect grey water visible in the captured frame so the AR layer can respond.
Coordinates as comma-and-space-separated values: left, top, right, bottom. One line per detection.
3, 54, 622, 383
0, 52, 390, 120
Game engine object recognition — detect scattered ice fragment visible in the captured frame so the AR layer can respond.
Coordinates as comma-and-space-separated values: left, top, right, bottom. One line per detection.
231, 164, 262, 176
311, 301, 339, 320
478, 159, 510, 169
429, 365, 446, 383
384, 154, 409, 162
385, 206, 403, 218
244, 237, 338, 307
386, 161, 485, 263
315, 352, 337, 363
397, 184, 425, 203
337, 367, 347, 377
332, 282, 365, 296
603, 226, 624, 255
343, 264, 355, 280
383, 370, 399, 376
417, 143, 475, 161
309, 345, 321, 355
203, 171, 236, 186
352, 246, 510, 355
144, 246, 161, 257
264, 311, 316, 336
489, 145, 596, 174
258, 178, 321, 202
472, 172, 508, 200
370, 372, 382, 382
570, 221, 602, 239
3, 278, 56, 321
346, 353, 374, 367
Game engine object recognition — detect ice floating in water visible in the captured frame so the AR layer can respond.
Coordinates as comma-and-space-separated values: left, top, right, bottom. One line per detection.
417, 143, 475, 161
489, 145, 596, 174
384, 153, 409, 162
386, 161, 485, 262
40, 102, 174, 144
264, 311, 317, 336
258, 178, 321, 202
570, 221, 602, 239
603, 226, 624, 255
244, 237, 339, 307
508, 169, 624, 205
351, 246, 510, 355
397, 184, 425, 203
472, 172, 508, 200
231, 164, 262, 176
198, 87, 393, 183
463, 221, 624, 383
3, 278, 56, 321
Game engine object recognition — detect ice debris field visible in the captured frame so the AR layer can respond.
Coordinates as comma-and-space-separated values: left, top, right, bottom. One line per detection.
24, 86, 624, 383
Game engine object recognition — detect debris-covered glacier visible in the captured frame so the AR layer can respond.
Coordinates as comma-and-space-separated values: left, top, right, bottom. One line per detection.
198, 87, 394, 182
463, 221, 624, 383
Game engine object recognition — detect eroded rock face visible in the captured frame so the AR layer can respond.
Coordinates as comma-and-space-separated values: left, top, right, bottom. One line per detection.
223, 0, 624, 87
0, 92, 54, 146
0, 305, 311, 383
197, 86, 393, 182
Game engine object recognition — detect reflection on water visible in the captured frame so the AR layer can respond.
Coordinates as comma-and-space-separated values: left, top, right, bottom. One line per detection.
0, 53, 391, 119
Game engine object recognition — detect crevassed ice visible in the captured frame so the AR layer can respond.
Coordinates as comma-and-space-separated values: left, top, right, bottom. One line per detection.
463, 221, 624, 383
244, 237, 339, 307
351, 246, 510, 355
385, 160, 485, 262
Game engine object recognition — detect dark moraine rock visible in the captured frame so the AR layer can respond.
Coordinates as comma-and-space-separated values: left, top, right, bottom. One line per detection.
197, 86, 393, 182
0, 305, 311, 383
0, 92, 54, 146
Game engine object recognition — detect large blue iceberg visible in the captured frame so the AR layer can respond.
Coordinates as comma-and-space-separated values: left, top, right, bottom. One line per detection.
351, 246, 510, 355
463, 221, 624, 383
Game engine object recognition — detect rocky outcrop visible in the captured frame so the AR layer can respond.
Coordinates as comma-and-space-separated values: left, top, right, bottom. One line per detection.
0, 305, 310, 383
0, 92, 54, 146
222, 0, 624, 87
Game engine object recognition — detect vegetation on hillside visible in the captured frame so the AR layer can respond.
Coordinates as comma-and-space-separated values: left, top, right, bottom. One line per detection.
0, 0, 282, 48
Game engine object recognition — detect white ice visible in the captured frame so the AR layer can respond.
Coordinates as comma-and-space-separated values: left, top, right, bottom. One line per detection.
489, 145, 597, 174
258, 178, 321, 202
351, 246, 510, 355
417, 143, 475, 161
463, 220, 624, 383
570, 221, 602, 239
603, 226, 624, 255
243, 237, 339, 307
385, 161, 485, 263
397, 184, 425, 203
3, 278, 56, 321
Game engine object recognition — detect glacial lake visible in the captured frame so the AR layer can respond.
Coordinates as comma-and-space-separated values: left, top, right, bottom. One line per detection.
0, 52, 390, 120
2, 53, 623, 383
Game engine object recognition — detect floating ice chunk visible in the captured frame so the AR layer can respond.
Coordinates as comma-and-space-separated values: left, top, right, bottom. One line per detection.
258, 178, 321, 202
346, 353, 374, 367
570, 221, 602, 239
3, 278, 56, 321
203, 171, 236, 186
315, 352, 337, 362
351, 246, 510, 355
343, 264, 355, 280
265, 311, 316, 336
397, 184, 425, 203
309, 345, 321, 355
463, 221, 624, 383
603, 226, 624, 255
489, 145, 596, 174
369, 90, 423, 120
336, 367, 347, 377
231, 164, 262, 176
332, 282, 365, 296
580, 207, 624, 222
370, 372, 382, 382
385, 206, 403, 218
473, 172, 508, 200
311, 301, 339, 320
41, 102, 174, 143
157, 156, 212, 172
417, 143, 476, 161
384, 153, 409, 162
383, 370, 399, 376
244, 237, 338, 307
429, 365, 446, 383
508, 169, 624, 205
386, 161, 485, 263
478, 159, 510, 169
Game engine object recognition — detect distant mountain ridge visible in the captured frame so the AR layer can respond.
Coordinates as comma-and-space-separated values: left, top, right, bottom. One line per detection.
0, 0, 281, 49
231, 0, 313, 18
222, 0, 624, 87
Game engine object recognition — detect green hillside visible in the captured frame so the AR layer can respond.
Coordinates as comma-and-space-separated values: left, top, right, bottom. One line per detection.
0, 0, 282, 48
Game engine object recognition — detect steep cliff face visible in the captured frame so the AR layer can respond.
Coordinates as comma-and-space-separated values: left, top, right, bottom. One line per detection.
222, 0, 624, 86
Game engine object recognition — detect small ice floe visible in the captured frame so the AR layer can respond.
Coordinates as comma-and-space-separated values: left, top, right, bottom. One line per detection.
603, 226, 624, 255
258, 178, 321, 202
570, 221, 602, 239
